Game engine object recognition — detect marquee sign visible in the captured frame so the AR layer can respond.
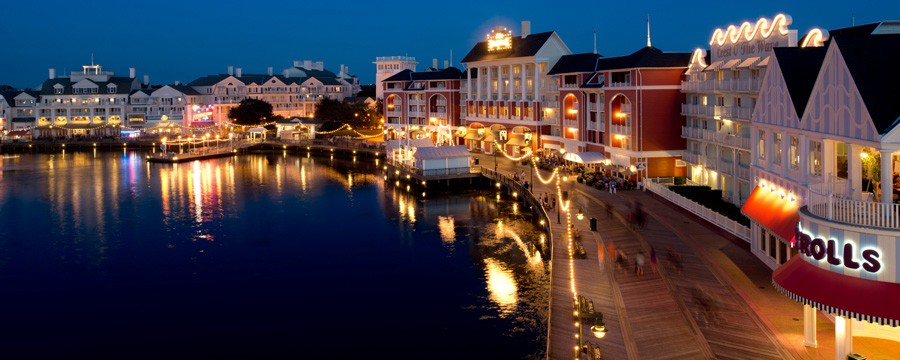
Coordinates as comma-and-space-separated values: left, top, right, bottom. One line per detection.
487, 26, 512, 51
795, 227, 882, 274
708, 14, 797, 63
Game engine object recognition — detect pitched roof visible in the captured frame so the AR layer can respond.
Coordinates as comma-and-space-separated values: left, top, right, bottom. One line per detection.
413, 145, 471, 160
772, 46, 827, 117
38, 77, 138, 95
461, 31, 555, 63
595, 46, 691, 70
383, 67, 464, 82
830, 26, 900, 134
548, 53, 603, 75
171, 85, 201, 96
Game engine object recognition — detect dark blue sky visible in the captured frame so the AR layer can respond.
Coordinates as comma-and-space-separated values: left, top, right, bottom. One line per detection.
2, 0, 896, 89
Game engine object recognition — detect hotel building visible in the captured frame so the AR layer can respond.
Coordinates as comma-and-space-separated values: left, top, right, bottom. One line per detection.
742, 22, 900, 357
374, 56, 417, 100
381, 64, 463, 145
681, 15, 801, 205
0, 88, 39, 133
547, 43, 690, 178
460, 21, 571, 155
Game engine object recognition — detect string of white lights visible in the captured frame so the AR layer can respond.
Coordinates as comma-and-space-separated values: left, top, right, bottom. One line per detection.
531, 158, 557, 184
494, 143, 533, 161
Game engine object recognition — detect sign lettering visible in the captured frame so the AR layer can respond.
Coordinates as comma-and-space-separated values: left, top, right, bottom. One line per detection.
795, 227, 882, 273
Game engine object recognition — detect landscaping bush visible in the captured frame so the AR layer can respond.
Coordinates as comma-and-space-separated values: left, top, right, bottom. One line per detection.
667, 185, 750, 226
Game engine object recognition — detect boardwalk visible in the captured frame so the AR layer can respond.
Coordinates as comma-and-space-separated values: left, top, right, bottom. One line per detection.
476, 154, 791, 360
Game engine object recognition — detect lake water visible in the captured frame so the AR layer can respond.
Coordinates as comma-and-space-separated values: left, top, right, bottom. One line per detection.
0, 150, 549, 359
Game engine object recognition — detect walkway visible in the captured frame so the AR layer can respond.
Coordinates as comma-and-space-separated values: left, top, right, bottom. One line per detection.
474, 154, 792, 360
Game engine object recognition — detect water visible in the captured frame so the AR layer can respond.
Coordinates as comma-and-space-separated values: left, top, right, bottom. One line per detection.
0, 150, 549, 359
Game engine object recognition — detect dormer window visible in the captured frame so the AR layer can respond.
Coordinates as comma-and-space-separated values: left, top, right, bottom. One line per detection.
54, 88, 63, 94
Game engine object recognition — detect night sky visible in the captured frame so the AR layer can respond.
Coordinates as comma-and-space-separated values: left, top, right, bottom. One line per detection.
2, 0, 897, 88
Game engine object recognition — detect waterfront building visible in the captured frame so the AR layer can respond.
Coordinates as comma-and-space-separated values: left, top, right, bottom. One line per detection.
547, 42, 689, 179
681, 15, 801, 205
186, 60, 359, 128
742, 22, 900, 357
126, 85, 202, 136
382, 64, 463, 145
0, 88, 39, 133
461, 21, 571, 156
374, 56, 417, 100
33, 64, 142, 139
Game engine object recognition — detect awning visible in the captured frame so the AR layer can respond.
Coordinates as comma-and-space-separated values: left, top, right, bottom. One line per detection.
191, 121, 216, 127
773, 256, 900, 327
564, 151, 607, 164
740, 185, 800, 242
719, 58, 741, 70
62, 123, 100, 130
737, 57, 760, 68
248, 127, 266, 133
463, 131, 483, 140
505, 136, 532, 147
7, 130, 30, 136
703, 60, 723, 72
754, 56, 770, 67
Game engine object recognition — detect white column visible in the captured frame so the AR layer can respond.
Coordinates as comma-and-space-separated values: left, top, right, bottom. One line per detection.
520, 63, 526, 100
800, 135, 809, 184
497, 66, 503, 99
467, 67, 472, 100
803, 304, 817, 347
476, 67, 482, 101
834, 316, 853, 360
508, 64, 514, 101
880, 149, 893, 203
486, 66, 492, 100
849, 144, 863, 198
533, 62, 541, 102
732, 148, 740, 204
824, 140, 836, 177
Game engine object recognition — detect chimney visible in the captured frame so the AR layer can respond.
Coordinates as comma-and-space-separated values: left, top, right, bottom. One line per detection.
344, 66, 350, 76
227, 65, 234, 76
144, 74, 150, 85
49, 68, 56, 79
236, 67, 242, 77
293, 60, 302, 67
432, 58, 438, 69
129, 67, 136, 78
522, 20, 531, 38
283, 69, 290, 77
304, 60, 312, 69
339, 64, 345, 77
174, 80, 181, 85
444, 60, 449, 69
267, 66, 273, 76
314, 61, 323, 70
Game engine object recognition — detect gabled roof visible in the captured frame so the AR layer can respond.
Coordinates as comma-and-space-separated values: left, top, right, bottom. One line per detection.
772, 47, 827, 117
130, 89, 153, 96
830, 24, 900, 134
548, 53, 603, 75
38, 77, 138, 95
595, 46, 690, 71
383, 67, 464, 82
461, 31, 555, 63
187, 75, 232, 86
171, 85, 202, 96
414, 145, 471, 160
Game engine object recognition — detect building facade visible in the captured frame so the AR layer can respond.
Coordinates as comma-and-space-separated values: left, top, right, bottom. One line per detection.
374, 56, 417, 100
743, 22, 900, 358
461, 21, 571, 156
382, 66, 463, 145
547, 45, 690, 179
681, 15, 799, 205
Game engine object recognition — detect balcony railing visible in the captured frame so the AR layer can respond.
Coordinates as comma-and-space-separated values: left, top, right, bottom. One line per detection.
736, 78, 762, 92
718, 161, 734, 175
682, 152, 701, 165
609, 123, 632, 136
736, 164, 751, 180
561, 82, 579, 89
733, 106, 753, 121
608, 81, 631, 87
588, 102, 605, 112
807, 179, 900, 229
586, 120, 604, 132
563, 119, 578, 129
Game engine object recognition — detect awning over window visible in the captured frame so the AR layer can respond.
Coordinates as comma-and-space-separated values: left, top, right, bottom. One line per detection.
740, 185, 800, 242
737, 57, 760, 68
754, 56, 770, 68
563, 151, 607, 164
703, 61, 723, 72
719, 58, 742, 70
773, 256, 900, 327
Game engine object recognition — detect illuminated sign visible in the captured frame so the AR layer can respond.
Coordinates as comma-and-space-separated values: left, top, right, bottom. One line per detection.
795, 227, 881, 273
708, 14, 797, 63
487, 26, 513, 51
192, 112, 213, 121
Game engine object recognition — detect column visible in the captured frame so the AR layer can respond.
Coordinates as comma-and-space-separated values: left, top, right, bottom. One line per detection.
476, 67, 482, 101
800, 134, 809, 184
520, 63, 526, 100
508, 64, 514, 101
849, 144, 863, 198
823, 140, 836, 177
803, 304, 817, 347
486, 66, 492, 100
732, 148, 740, 204
497, 65, 503, 99
881, 149, 893, 204
467, 66, 472, 100
533, 62, 541, 102
834, 316, 852, 360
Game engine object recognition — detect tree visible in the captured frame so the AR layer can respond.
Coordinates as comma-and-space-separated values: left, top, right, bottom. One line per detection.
228, 98, 274, 126
356, 84, 376, 98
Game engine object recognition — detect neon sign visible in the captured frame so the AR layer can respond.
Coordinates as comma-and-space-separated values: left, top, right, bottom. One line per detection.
707, 14, 797, 63
487, 26, 512, 51
192, 112, 213, 121
795, 227, 881, 273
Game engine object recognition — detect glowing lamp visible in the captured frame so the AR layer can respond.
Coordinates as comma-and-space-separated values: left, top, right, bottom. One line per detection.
576, 209, 584, 221
591, 324, 607, 339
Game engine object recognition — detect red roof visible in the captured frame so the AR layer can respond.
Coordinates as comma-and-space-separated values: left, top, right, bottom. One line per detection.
741, 185, 800, 241
7, 130, 30, 136
773, 256, 900, 326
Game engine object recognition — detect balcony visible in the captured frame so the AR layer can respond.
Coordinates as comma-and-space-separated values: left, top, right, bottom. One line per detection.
609, 123, 632, 136
428, 111, 447, 120
736, 164, 751, 180
732, 106, 753, 121
561, 82, 579, 89
387, 110, 401, 117
682, 152, 701, 165
586, 120, 604, 132
563, 119, 578, 129
588, 102, 604, 112
807, 179, 900, 229
608, 81, 631, 87
718, 160, 735, 175
714, 105, 732, 118
735, 78, 762, 92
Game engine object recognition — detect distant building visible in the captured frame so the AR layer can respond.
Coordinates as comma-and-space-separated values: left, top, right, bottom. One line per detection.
374, 56, 417, 100
0, 89, 39, 132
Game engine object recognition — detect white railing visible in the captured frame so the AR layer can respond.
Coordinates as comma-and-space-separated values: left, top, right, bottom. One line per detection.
586, 120, 604, 132
736, 78, 761, 92
563, 119, 578, 129
717, 80, 735, 92
609, 81, 631, 87
682, 126, 701, 139
736, 165, 751, 180
807, 181, 900, 229
714, 105, 732, 118
588, 102, 605, 112
609, 123, 631, 136
733, 106, 753, 121
644, 180, 751, 242
682, 152, 701, 165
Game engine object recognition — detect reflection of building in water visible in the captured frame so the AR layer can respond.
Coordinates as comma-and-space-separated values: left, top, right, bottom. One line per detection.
484, 258, 518, 316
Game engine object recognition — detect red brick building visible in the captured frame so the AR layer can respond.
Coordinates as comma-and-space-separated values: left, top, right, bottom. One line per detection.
382, 66, 464, 145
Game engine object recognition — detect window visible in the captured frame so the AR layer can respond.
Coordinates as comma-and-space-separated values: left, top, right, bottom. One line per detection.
809, 140, 822, 176
716, 71, 724, 81
54, 88, 63, 94
774, 133, 783, 164
716, 96, 725, 106
735, 97, 742, 108
751, 69, 760, 79
758, 130, 766, 159
610, 71, 630, 84
790, 136, 800, 169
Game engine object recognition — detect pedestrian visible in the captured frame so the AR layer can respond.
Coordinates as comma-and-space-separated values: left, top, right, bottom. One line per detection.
635, 252, 645, 277
551, 196, 556, 209
609, 180, 617, 194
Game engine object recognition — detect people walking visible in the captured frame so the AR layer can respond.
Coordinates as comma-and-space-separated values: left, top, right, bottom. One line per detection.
635, 252, 646, 277
609, 180, 617, 194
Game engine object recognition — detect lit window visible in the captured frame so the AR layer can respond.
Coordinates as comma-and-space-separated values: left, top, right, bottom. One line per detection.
758, 130, 766, 160
774, 133, 783, 165
790, 136, 800, 169
809, 140, 822, 176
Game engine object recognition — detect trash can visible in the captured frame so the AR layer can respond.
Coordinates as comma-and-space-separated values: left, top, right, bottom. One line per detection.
590, 217, 597, 231
848, 354, 866, 360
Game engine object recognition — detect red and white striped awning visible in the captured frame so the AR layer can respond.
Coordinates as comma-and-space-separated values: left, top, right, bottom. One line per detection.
773, 256, 900, 327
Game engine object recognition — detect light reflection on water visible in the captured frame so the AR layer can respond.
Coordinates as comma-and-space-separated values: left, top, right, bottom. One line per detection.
0, 150, 549, 359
